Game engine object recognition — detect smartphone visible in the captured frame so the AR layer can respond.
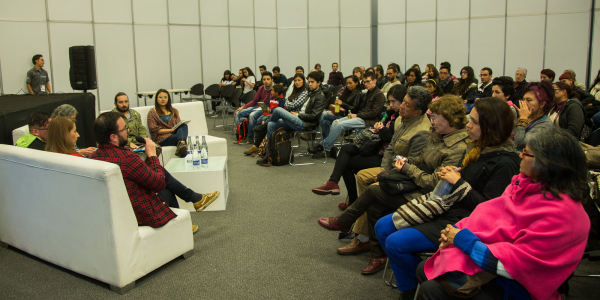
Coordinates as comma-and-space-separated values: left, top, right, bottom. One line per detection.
395, 155, 407, 162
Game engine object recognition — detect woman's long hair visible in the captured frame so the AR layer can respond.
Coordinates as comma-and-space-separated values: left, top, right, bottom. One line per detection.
405, 68, 422, 86
426, 64, 439, 79
554, 81, 580, 101
339, 75, 359, 102
288, 73, 306, 101
453, 66, 477, 96
154, 88, 179, 119
353, 67, 364, 81
426, 79, 444, 98
222, 70, 232, 82
45, 116, 77, 154
462, 97, 514, 167
243, 67, 255, 78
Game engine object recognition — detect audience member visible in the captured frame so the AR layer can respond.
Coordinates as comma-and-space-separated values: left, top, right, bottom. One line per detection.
234, 72, 274, 144
219, 70, 234, 87
259, 65, 267, 74
423, 64, 439, 84
256, 71, 326, 166
233, 69, 243, 87
296, 66, 304, 75
45, 117, 82, 157
388, 62, 406, 84
313, 63, 325, 80
540, 68, 555, 82
353, 66, 365, 89
411, 64, 420, 72
146, 89, 188, 156
375, 65, 386, 89
404, 68, 423, 88
382, 65, 401, 94
559, 71, 597, 119
253, 84, 285, 129
425, 79, 443, 102
415, 127, 589, 300
440, 61, 458, 83
438, 65, 454, 94
514, 81, 554, 151
360, 66, 365, 72
589, 68, 600, 101
16, 112, 50, 151
491, 76, 518, 122
241, 67, 256, 94
317, 95, 469, 275
26, 54, 51, 95
327, 62, 344, 87
308, 72, 385, 158
375, 97, 519, 298
549, 81, 585, 138
565, 69, 586, 90
272, 66, 287, 86
453, 66, 478, 110
112, 92, 148, 149
477, 67, 493, 98
51, 104, 96, 156
513, 67, 528, 100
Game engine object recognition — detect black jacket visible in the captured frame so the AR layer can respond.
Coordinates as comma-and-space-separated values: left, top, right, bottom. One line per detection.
356, 86, 386, 128
575, 86, 597, 107
414, 146, 520, 244
339, 89, 362, 117
513, 80, 528, 101
298, 87, 327, 130
440, 78, 454, 94
477, 82, 493, 98
555, 99, 585, 138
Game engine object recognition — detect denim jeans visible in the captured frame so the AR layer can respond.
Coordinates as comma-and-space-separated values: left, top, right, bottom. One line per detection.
320, 117, 365, 151
235, 106, 257, 124
319, 111, 343, 139
158, 167, 197, 208
247, 109, 264, 138
159, 124, 189, 147
375, 214, 437, 292
267, 107, 304, 145
593, 111, 600, 129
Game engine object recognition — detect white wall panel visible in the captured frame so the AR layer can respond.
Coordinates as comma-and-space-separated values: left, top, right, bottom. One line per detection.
406, 0, 436, 22
230, 27, 255, 72
378, 24, 405, 72
132, 0, 168, 25
48, 0, 92, 22
437, 0, 469, 20
92, 0, 132, 23
507, 0, 545, 15
340, 0, 370, 27
200, 0, 228, 26
309, 0, 338, 28
133, 25, 171, 92
201, 26, 230, 86
277, 0, 307, 28
277, 28, 308, 77
378, 0, 405, 24
436, 20, 468, 71
471, 0, 506, 18
309, 28, 339, 73
406, 22, 435, 69
169, 26, 202, 89
168, 0, 199, 25
48, 23, 94, 94
254, 0, 277, 28
545, 13, 590, 82
469, 18, 505, 76
547, 0, 590, 13
0, 21, 50, 94
229, 0, 254, 27
0, 0, 46, 21
505, 15, 545, 81
254, 28, 278, 74
94, 24, 137, 110
340, 27, 369, 76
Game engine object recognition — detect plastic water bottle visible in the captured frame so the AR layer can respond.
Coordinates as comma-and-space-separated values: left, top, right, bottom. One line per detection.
185, 136, 193, 167
427, 168, 460, 205
192, 143, 200, 168
201, 136, 208, 169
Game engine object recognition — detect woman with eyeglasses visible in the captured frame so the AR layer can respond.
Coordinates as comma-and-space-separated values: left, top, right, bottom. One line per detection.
452, 66, 478, 112
45, 116, 83, 157
147, 88, 188, 157
374, 97, 520, 298
514, 81, 555, 152
414, 127, 589, 300
549, 81, 585, 138
404, 67, 423, 88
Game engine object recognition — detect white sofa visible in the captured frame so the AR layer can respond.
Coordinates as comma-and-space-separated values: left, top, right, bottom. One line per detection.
0, 145, 194, 294
13, 101, 227, 166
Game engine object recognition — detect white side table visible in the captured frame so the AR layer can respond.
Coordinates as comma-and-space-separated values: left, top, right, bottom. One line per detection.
165, 156, 229, 212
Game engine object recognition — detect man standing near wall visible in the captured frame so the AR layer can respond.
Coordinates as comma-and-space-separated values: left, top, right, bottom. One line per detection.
26, 54, 51, 95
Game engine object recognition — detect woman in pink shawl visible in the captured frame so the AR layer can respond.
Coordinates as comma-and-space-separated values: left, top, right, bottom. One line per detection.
416, 127, 590, 300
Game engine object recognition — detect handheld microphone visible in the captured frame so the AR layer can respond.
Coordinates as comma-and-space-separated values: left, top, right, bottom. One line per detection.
135, 136, 161, 149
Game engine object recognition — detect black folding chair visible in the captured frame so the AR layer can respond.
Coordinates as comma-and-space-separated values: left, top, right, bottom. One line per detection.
181, 83, 204, 102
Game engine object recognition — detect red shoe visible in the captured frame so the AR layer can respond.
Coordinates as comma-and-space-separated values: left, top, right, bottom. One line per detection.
361, 258, 387, 275
311, 181, 340, 195
338, 202, 348, 211
318, 217, 351, 232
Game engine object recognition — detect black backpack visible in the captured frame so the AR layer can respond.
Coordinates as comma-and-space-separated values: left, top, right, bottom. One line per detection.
267, 127, 292, 166
236, 120, 249, 143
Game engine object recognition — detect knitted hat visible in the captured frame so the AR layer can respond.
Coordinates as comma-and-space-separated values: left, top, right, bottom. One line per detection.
559, 72, 574, 81
540, 69, 555, 80
565, 69, 577, 78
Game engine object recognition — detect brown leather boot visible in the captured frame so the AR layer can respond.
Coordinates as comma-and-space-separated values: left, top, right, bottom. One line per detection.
361, 257, 387, 275
337, 238, 370, 255
175, 140, 187, 157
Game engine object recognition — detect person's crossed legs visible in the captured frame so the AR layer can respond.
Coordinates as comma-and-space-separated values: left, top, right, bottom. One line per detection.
247, 109, 264, 141
158, 168, 220, 211
234, 106, 257, 124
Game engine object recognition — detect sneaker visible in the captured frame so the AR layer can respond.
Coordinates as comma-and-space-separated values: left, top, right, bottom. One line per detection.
312, 151, 329, 159
175, 141, 187, 157
192, 225, 199, 234
193, 191, 220, 211
330, 146, 339, 159
307, 144, 324, 154
238, 137, 251, 144
244, 145, 260, 155
311, 181, 340, 195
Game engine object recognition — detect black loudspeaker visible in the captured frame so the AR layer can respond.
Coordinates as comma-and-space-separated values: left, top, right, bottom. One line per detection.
69, 45, 97, 91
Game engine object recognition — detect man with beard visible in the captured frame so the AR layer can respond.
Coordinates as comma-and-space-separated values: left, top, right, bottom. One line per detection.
112, 92, 148, 149
91, 112, 219, 231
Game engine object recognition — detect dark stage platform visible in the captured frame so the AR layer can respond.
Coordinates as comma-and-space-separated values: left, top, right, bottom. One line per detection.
0, 93, 96, 148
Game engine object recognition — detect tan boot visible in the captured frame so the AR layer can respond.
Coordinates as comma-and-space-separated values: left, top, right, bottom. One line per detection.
337, 238, 370, 255
175, 140, 187, 157
244, 145, 260, 156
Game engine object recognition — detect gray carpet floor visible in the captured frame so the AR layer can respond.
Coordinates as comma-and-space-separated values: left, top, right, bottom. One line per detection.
1, 120, 599, 299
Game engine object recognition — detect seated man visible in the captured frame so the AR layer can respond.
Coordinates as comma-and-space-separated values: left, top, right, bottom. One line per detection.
308, 72, 385, 158
256, 71, 327, 166
16, 111, 50, 151
90, 112, 219, 232
112, 92, 148, 149
233, 72, 274, 144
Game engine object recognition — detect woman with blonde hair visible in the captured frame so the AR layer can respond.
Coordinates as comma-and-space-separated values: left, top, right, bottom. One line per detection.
45, 116, 84, 157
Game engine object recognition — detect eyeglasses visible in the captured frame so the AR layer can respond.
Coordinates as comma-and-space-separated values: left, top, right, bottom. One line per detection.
431, 115, 442, 121
460, 71, 468, 74
522, 149, 534, 158
118, 124, 129, 133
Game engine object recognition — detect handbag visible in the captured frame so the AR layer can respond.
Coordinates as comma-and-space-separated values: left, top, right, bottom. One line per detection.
377, 169, 420, 195
353, 128, 382, 156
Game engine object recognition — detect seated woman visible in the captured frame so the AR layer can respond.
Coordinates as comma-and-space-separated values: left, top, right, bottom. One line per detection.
415, 127, 589, 300
404, 68, 423, 88
241, 67, 256, 95
317, 95, 470, 275
50, 104, 97, 156
453, 66, 478, 112
147, 89, 188, 157
374, 97, 520, 298
514, 81, 554, 151
219, 70, 234, 87
45, 116, 84, 157
425, 79, 444, 103
311, 85, 406, 203
549, 81, 585, 138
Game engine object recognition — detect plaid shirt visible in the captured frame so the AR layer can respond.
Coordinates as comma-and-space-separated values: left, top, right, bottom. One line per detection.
90, 143, 177, 228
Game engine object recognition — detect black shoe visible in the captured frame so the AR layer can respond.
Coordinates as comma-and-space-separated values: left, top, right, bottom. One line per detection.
330, 146, 339, 159
256, 156, 269, 165
307, 144, 324, 154
312, 151, 329, 159
398, 288, 416, 300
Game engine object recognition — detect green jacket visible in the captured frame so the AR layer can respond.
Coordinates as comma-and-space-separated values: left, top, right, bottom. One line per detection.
112, 108, 148, 145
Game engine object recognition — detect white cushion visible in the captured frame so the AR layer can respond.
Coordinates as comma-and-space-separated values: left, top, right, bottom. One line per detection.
12, 124, 29, 145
